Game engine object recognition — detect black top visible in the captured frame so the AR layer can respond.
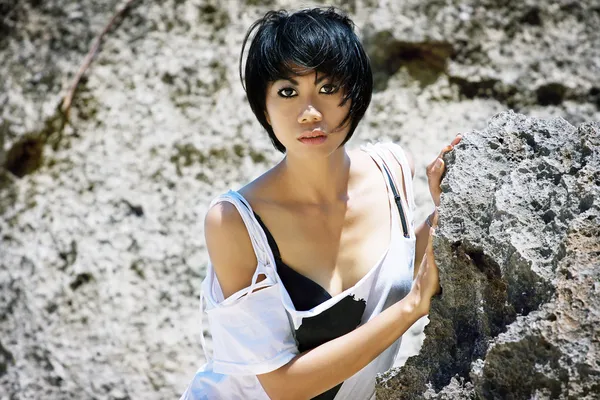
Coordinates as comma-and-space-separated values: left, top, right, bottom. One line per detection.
254, 212, 332, 311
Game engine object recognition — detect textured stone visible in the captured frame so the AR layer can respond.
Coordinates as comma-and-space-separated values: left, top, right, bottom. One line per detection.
1, 0, 599, 398
362, 0, 600, 124
376, 111, 600, 399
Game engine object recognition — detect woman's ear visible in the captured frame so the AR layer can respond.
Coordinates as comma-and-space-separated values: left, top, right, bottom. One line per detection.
264, 112, 271, 125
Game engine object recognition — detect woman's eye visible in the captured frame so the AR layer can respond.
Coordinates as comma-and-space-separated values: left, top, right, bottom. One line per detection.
320, 84, 339, 94
277, 88, 297, 98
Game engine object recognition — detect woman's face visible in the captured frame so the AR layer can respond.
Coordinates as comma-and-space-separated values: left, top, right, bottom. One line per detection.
264, 69, 351, 157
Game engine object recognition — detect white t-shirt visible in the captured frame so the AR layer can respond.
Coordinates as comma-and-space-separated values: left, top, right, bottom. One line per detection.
181, 142, 417, 400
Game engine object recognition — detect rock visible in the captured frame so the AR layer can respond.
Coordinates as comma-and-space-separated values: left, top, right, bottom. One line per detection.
376, 111, 600, 399
1, 0, 599, 398
362, 0, 600, 124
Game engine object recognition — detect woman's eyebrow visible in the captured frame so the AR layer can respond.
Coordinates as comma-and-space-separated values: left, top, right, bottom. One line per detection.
314, 74, 330, 84
278, 74, 331, 86
280, 77, 299, 85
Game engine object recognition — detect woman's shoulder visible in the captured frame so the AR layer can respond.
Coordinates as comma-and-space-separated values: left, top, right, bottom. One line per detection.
204, 165, 283, 297
204, 194, 260, 299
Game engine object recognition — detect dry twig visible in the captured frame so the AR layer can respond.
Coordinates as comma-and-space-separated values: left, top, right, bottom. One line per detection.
60, 0, 139, 121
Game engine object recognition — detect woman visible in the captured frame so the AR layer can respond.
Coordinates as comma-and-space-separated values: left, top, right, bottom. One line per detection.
181, 7, 460, 400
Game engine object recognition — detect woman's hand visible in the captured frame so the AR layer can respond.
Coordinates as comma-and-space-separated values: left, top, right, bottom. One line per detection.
412, 213, 440, 316
427, 135, 462, 207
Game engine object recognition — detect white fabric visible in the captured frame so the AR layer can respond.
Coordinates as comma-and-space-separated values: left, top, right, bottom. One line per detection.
180, 142, 416, 400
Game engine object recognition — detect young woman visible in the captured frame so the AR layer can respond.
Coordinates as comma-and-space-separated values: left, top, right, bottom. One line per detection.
181, 7, 460, 400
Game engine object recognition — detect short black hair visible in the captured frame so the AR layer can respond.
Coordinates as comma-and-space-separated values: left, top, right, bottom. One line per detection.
239, 7, 373, 153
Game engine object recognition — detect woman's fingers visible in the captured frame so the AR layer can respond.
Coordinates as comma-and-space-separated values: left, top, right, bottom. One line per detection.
451, 134, 462, 146
435, 146, 452, 164
427, 160, 444, 207
435, 134, 462, 163
428, 157, 444, 176
428, 158, 445, 187
428, 134, 462, 207
430, 134, 461, 174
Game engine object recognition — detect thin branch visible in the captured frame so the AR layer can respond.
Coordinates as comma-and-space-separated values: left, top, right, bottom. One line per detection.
60, 0, 139, 120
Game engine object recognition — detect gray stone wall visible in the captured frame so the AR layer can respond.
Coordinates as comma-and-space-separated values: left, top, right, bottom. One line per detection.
1, 0, 598, 398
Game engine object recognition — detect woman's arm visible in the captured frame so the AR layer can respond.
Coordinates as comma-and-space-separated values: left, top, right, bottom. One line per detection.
257, 288, 426, 400
414, 135, 462, 277
205, 201, 261, 297
414, 209, 436, 278
205, 202, 439, 400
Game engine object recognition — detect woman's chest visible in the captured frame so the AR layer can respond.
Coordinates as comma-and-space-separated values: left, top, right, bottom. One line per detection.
263, 191, 393, 296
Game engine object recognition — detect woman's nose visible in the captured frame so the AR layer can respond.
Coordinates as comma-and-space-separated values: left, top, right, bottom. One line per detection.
298, 105, 323, 124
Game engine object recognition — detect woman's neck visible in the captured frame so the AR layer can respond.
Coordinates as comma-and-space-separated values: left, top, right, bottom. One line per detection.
277, 147, 352, 206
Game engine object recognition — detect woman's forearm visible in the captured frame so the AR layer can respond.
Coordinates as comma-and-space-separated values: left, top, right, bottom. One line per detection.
414, 210, 436, 276
257, 290, 426, 400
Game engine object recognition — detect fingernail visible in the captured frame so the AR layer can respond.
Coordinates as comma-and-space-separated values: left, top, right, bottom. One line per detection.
435, 158, 443, 169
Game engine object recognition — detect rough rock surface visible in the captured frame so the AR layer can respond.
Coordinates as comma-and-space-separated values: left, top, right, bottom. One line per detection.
376, 111, 600, 399
1, 0, 599, 398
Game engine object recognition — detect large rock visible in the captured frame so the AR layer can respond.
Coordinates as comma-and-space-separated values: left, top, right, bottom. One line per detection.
376, 111, 600, 399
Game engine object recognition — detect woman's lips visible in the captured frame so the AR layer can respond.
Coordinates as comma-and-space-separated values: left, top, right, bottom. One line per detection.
299, 129, 326, 139
298, 129, 327, 145
298, 134, 327, 145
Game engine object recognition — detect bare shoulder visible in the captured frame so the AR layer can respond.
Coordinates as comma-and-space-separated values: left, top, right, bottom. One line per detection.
204, 201, 247, 237
204, 200, 258, 299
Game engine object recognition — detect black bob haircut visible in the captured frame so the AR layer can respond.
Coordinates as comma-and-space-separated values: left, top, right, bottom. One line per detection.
239, 7, 373, 153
